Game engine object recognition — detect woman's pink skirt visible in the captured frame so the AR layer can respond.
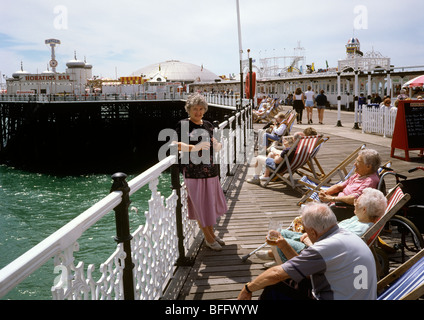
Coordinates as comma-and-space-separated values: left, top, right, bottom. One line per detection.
184, 176, 228, 227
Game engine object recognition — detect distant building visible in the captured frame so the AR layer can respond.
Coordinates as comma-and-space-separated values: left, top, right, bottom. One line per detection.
338, 37, 390, 72
131, 60, 219, 84
6, 53, 92, 95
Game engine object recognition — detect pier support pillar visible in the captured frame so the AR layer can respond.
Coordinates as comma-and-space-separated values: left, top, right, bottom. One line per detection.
111, 172, 135, 300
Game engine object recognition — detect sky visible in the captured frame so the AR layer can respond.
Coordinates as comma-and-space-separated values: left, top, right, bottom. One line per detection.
1, 0, 423, 80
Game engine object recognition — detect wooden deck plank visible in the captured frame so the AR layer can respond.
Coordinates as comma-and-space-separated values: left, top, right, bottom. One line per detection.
174, 111, 424, 300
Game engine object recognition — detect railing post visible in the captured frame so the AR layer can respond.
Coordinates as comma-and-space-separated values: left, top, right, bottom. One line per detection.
170, 162, 195, 266
223, 115, 232, 176
213, 120, 221, 177
110, 172, 135, 300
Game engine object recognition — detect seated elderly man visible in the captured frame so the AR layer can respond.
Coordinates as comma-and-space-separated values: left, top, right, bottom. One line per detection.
256, 188, 387, 268
260, 111, 288, 148
319, 148, 381, 220
237, 202, 378, 300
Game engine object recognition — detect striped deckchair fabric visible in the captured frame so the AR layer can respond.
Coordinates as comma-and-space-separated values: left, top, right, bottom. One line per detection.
297, 166, 355, 204
297, 161, 392, 206
361, 184, 410, 247
262, 135, 322, 191
296, 136, 330, 179
378, 249, 424, 300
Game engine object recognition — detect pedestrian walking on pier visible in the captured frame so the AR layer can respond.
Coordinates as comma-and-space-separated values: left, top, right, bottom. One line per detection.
304, 86, 315, 124
315, 90, 328, 124
293, 87, 305, 124
174, 93, 228, 251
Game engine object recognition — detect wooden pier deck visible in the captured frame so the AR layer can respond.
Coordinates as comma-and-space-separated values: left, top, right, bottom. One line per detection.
173, 109, 424, 300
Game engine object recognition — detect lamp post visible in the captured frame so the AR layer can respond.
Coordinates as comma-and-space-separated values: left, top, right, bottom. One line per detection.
248, 49, 253, 107
235, 0, 243, 111
336, 71, 342, 127
367, 71, 372, 104
353, 69, 360, 129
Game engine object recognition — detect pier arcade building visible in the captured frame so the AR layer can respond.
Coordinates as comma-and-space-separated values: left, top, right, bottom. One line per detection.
189, 38, 424, 108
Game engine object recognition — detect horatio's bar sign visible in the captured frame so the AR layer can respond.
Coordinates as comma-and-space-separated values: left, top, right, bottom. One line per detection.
24, 75, 71, 81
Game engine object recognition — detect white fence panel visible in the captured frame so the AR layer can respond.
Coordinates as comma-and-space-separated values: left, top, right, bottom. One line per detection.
362, 105, 397, 138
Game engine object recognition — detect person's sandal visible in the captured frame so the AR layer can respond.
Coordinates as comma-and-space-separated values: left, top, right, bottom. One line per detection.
247, 178, 260, 185
215, 236, 225, 246
205, 240, 222, 251
256, 250, 273, 260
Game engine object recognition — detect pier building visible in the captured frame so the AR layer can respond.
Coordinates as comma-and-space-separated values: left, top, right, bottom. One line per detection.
131, 60, 219, 84
102, 60, 218, 97
4, 40, 222, 98
188, 38, 424, 108
6, 52, 92, 96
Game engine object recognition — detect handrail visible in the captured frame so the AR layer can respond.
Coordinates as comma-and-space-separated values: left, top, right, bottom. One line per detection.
0, 92, 250, 108
127, 155, 176, 196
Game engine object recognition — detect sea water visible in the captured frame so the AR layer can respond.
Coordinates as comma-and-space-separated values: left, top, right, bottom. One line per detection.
0, 165, 172, 300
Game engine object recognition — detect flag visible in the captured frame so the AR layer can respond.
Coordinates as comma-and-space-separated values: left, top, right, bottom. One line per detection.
201, 64, 203, 71
311, 63, 315, 71
326, 60, 329, 68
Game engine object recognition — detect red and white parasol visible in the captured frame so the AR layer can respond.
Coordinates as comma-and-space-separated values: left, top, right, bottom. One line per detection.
402, 75, 424, 88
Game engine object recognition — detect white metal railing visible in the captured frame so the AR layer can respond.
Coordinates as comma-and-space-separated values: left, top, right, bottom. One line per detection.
361, 105, 397, 138
0, 104, 253, 300
0, 92, 183, 102
0, 156, 181, 300
0, 92, 251, 108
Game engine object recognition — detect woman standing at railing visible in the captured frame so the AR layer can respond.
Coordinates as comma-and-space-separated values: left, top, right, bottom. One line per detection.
174, 93, 228, 251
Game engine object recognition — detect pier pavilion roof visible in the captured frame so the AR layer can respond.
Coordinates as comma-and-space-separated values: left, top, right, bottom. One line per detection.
131, 60, 219, 83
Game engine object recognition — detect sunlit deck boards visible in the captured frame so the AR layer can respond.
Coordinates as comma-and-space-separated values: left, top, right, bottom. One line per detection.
176, 113, 424, 300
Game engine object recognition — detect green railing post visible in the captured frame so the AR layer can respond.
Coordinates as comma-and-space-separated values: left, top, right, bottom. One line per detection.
110, 172, 135, 300
170, 162, 195, 267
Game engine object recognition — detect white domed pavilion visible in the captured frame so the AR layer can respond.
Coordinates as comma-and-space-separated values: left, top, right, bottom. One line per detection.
131, 60, 218, 83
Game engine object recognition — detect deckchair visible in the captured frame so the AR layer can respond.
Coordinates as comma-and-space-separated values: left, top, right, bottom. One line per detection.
361, 185, 411, 278
296, 144, 366, 205
297, 159, 392, 206
253, 100, 270, 123
362, 184, 411, 247
262, 135, 322, 191
295, 136, 330, 180
281, 111, 296, 138
258, 111, 296, 151
265, 110, 296, 146
264, 99, 279, 120
377, 248, 424, 300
